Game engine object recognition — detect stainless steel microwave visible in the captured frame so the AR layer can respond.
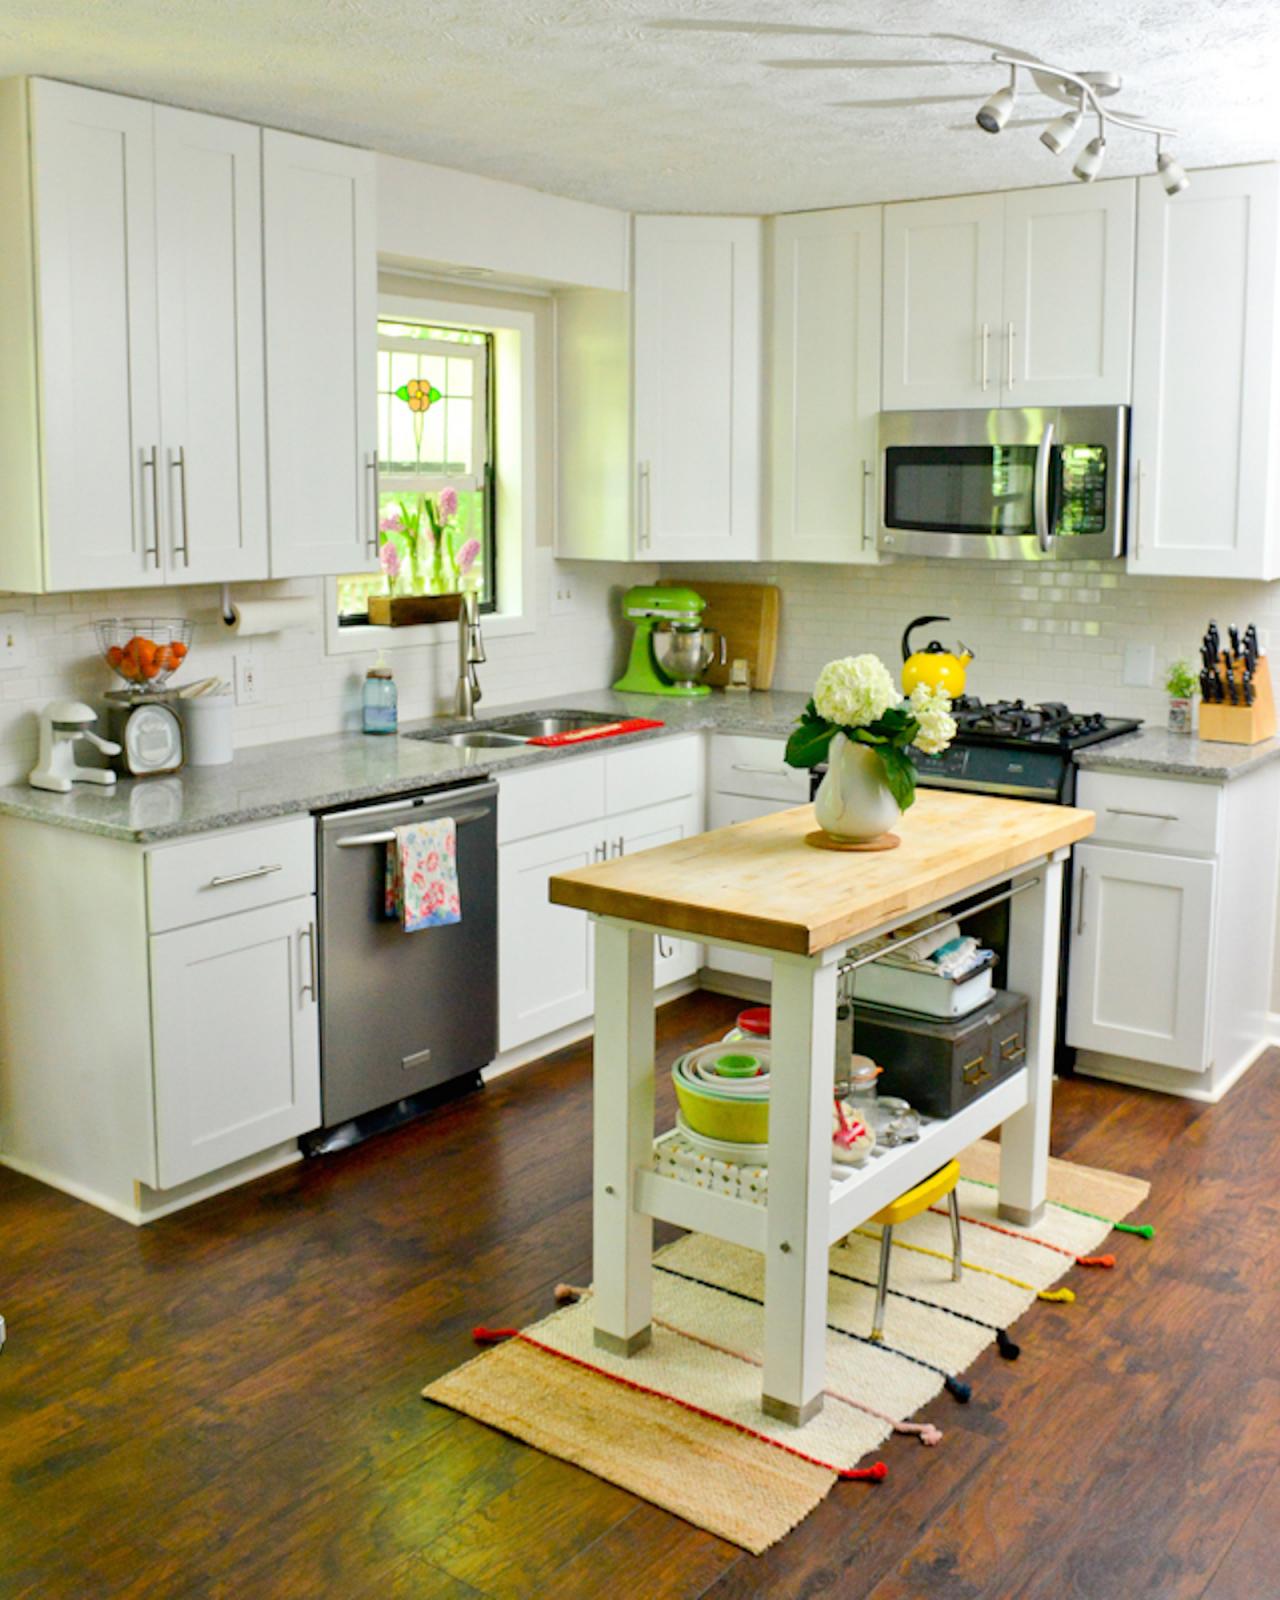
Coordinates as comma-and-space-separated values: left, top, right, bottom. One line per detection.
878, 405, 1128, 561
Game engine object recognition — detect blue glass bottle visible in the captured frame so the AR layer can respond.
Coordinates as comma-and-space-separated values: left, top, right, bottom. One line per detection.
363, 655, 398, 735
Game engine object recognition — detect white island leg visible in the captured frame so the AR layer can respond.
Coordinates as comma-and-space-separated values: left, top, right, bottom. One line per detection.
592, 918, 656, 1355
998, 853, 1066, 1227
762, 955, 838, 1425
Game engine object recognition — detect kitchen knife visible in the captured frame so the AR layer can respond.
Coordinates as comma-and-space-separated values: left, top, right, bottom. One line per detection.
1201, 667, 1219, 704
1230, 625, 1242, 657
1207, 620, 1221, 659
1244, 668, 1256, 706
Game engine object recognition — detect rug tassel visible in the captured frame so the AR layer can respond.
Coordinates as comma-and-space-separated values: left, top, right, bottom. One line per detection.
1037, 1288, 1076, 1303
896, 1420, 944, 1446
1076, 1253, 1116, 1268
841, 1461, 888, 1482
944, 1375, 972, 1403
996, 1328, 1020, 1360
1115, 1221, 1155, 1238
472, 1326, 518, 1344
555, 1283, 586, 1304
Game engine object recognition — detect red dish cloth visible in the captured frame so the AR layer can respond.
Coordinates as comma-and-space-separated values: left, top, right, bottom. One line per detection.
526, 718, 665, 747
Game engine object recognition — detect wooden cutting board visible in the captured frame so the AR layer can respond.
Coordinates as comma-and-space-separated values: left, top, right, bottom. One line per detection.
687, 580, 781, 690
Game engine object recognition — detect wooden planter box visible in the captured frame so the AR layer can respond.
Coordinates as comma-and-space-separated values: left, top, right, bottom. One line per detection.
367, 593, 463, 627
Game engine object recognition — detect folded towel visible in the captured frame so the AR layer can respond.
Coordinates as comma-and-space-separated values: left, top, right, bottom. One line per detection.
385, 817, 461, 932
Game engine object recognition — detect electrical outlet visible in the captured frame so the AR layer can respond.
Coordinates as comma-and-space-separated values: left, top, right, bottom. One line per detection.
550, 579, 577, 616
1122, 642, 1156, 687
234, 653, 262, 706
0, 612, 29, 671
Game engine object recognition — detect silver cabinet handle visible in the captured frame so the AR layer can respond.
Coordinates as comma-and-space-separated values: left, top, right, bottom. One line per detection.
1006, 321, 1016, 390
593, 839, 608, 862
980, 322, 990, 391
657, 936, 673, 959
299, 921, 317, 1004
208, 863, 283, 888
731, 763, 794, 777
1076, 866, 1088, 935
365, 451, 380, 556
1132, 459, 1142, 559
170, 446, 190, 568
860, 459, 874, 551
334, 807, 491, 847
611, 836, 624, 857
637, 460, 652, 551
1105, 806, 1179, 822
142, 446, 161, 569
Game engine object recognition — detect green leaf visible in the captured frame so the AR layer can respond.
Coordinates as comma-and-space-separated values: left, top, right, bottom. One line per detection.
394, 384, 410, 402
785, 719, 836, 769
873, 745, 918, 811
847, 726, 888, 747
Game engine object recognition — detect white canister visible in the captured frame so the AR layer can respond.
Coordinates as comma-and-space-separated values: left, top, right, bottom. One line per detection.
181, 692, 234, 766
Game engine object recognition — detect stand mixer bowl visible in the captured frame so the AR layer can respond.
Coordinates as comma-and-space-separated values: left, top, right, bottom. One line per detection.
652, 623, 716, 687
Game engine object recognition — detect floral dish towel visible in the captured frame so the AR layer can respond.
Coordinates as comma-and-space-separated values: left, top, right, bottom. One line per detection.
385, 817, 462, 931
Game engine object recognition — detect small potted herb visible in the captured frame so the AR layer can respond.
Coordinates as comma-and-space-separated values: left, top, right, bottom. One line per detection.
1166, 660, 1196, 734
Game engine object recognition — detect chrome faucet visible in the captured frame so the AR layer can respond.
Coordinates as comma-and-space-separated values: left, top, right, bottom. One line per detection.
455, 590, 486, 719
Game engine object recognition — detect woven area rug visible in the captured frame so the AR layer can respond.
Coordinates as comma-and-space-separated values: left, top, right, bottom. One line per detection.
424, 1140, 1150, 1554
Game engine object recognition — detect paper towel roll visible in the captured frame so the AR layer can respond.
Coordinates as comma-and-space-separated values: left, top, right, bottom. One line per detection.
219, 598, 313, 638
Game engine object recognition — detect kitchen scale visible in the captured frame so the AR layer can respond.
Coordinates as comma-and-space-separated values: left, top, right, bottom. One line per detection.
95, 618, 191, 777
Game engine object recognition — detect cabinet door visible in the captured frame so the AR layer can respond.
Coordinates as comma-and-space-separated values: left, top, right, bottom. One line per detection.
263, 130, 377, 578
1002, 182, 1135, 406
1066, 842, 1215, 1070
617, 795, 704, 986
1128, 165, 1279, 578
882, 194, 1004, 409
769, 207, 882, 564
498, 820, 602, 1052
150, 895, 320, 1188
155, 107, 268, 582
30, 80, 164, 591
633, 215, 761, 561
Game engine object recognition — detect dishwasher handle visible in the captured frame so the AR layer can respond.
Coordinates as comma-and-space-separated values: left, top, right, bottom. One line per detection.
334, 805, 492, 847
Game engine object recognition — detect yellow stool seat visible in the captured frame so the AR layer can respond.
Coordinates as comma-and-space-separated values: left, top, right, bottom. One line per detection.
871, 1159, 960, 1228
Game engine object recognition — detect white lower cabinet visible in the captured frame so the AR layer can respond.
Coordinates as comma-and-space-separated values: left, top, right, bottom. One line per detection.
150, 895, 320, 1187
1066, 842, 1214, 1070
619, 796, 703, 989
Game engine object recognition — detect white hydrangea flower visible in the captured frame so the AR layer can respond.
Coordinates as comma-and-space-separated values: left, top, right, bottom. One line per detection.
909, 682, 958, 756
813, 655, 899, 729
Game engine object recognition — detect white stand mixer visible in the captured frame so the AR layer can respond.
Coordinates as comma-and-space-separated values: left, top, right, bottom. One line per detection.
29, 700, 122, 793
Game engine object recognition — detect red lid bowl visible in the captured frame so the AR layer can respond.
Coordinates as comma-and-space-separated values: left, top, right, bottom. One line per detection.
736, 1007, 772, 1038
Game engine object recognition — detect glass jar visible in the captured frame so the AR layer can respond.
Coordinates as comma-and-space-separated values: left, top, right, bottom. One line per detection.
722, 1006, 771, 1044
363, 656, 398, 735
846, 1054, 882, 1114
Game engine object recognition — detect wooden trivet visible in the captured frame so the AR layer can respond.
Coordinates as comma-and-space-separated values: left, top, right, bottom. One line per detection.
804, 830, 901, 852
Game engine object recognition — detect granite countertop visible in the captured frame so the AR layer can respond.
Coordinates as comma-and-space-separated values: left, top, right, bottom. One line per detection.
0, 687, 810, 843
1074, 727, 1280, 783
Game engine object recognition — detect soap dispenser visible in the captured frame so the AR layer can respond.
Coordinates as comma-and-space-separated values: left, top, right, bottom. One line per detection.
362, 654, 398, 735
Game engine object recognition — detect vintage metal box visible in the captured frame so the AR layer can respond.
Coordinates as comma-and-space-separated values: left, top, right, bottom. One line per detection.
852, 989, 1029, 1119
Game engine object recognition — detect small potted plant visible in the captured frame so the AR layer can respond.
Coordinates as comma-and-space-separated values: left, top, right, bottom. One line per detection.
1166, 660, 1196, 734
784, 655, 956, 848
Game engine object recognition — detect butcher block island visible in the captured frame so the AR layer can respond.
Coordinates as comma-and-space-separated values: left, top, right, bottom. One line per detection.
550, 789, 1095, 1426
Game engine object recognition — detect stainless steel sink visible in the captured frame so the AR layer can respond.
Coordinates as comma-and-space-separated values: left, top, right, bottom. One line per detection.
429, 730, 527, 749
489, 712, 618, 738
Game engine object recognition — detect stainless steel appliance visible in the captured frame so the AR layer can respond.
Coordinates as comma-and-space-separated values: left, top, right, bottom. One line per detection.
311, 781, 497, 1146
879, 405, 1128, 561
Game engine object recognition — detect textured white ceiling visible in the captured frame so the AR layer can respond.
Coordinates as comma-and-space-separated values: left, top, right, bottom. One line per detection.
2, 1, 1277, 213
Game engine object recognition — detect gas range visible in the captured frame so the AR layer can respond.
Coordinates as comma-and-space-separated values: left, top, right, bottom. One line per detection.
914, 697, 1142, 804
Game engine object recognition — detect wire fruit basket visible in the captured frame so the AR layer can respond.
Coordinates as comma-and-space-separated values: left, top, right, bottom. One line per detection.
95, 618, 192, 689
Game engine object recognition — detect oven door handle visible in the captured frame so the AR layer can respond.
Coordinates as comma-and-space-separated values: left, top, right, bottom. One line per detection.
1033, 420, 1056, 555
335, 807, 492, 846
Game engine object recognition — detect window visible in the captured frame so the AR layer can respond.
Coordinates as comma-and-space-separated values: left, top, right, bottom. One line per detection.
336, 317, 496, 625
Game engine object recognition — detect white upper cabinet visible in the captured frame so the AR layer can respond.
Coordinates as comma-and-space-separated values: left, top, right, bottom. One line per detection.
264, 131, 378, 579
883, 193, 1004, 410
768, 206, 882, 564
633, 215, 762, 562
27, 80, 164, 592
154, 107, 268, 583
883, 183, 1134, 410
0, 78, 270, 592
1128, 164, 1280, 579
1001, 183, 1134, 406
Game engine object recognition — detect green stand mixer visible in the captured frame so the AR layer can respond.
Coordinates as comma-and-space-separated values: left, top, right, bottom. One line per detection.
614, 584, 716, 698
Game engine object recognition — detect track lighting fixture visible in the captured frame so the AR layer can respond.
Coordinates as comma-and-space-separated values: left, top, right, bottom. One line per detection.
1072, 132, 1106, 183
1039, 99, 1082, 156
976, 68, 1017, 133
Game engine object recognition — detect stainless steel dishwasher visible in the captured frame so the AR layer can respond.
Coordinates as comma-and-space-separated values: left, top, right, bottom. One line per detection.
311, 780, 497, 1145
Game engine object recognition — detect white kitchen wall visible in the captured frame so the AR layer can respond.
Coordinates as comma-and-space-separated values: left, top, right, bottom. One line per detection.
666, 557, 1280, 719
0, 552, 638, 786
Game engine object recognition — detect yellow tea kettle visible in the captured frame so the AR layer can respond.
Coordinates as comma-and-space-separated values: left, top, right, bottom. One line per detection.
901, 616, 973, 697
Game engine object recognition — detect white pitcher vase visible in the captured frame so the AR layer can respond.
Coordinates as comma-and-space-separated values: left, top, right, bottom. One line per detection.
813, 732, 902, 843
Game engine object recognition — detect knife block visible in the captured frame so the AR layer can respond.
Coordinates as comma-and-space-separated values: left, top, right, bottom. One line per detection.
1198, 655, 1277, 745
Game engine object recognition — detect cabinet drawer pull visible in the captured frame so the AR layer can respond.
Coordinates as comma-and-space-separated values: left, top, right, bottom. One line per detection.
730, 763, 794, 778
1005, 321, 1015, 389
999, 1033, 1026, 1063
365, 452, 380, 556
962, 1055, 990, 1087
1076, 866, 1088, 935
861, 459, 874, 549
593, 839, 608, 862
611, 836, 625, 858
980, 322, 990, 391
637, 461, 652, 551
1105, 807, 1179, 823
142, 445, 161, 569
299, 921, 317, 1004
170, 446, 191, 567
207, 863, 283, 888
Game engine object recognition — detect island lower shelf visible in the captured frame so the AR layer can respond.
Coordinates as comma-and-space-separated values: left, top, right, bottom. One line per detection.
635, 1068, 1029, 1252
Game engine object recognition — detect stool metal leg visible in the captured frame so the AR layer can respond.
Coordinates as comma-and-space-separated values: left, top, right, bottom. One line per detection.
948, 1188, 963, 1282
871, 1224, 893, 1340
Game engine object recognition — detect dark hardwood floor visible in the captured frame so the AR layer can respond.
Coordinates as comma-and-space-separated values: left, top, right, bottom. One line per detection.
3, 991, 1278, 1599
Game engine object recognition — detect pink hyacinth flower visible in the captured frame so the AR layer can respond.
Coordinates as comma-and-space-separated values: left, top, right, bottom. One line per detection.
437, 486, 458, 519
379, 541, 402, 578
456, 537, 481, 574
379, 511, 403, 534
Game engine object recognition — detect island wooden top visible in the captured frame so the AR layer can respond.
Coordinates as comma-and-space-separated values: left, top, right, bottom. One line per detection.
549, 789, 1094, 957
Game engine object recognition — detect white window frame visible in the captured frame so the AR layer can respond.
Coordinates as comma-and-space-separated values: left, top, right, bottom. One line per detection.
325, 292, 537, 657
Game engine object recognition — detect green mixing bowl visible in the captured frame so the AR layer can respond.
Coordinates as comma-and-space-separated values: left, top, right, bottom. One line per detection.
671, 1058, 769, 1144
